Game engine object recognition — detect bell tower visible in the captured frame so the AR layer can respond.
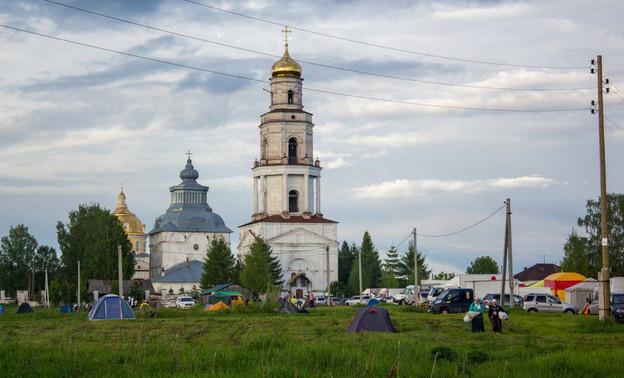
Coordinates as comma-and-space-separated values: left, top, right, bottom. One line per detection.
252, 27, 322, 220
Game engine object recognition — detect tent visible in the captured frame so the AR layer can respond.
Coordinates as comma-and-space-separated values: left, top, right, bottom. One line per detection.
16, 302, 33, 314
87, 294, 135, 321
347, 306, 396, 333
367, 298, 380, 306
280, 299, 300, 314
544, 273, 586, 300
299, 307, 309, 314
527, 280, 545, 287
0, 304, 5, 315
206, 301, 230, 311
208, 293, 232, 306
565, 278, 597, 309
60, 304, 73, 313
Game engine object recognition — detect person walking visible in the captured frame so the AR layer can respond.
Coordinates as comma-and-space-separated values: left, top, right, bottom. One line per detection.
488, 299, 505, 333
469, 296, 485, 333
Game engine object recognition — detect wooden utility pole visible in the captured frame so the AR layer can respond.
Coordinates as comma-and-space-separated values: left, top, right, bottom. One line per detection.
118, 245, 123, 298
77, 260, 80, 311
507, 199, 515, 307
595, 55, 612, 321
326, 245, 332, 306
500, 201, 509, 304
358, 247, 363, 304
45, 268, 49, 308
414, 227, 419, 307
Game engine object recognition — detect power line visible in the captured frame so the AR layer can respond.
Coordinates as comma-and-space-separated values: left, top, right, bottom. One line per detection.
0, 24, 589, 112
418, 204, 506, 238
605, 116, 624, 133
41, 0, 591, 92
180, 0, 587, 70
394, 232, 413, 249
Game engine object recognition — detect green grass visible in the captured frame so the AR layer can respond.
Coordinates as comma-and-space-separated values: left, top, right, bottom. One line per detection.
0, 304, 622, 377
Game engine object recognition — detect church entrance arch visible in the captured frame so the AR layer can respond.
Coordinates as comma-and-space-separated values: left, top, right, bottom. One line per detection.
296, 289, 303, 298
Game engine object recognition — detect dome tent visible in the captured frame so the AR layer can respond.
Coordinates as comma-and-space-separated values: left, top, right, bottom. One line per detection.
88, 294, 135, 321
347, 306, 396, 333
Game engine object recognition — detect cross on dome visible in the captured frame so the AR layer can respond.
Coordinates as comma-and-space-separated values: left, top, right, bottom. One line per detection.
186, 150, 193, 160
282, 25, 291, 46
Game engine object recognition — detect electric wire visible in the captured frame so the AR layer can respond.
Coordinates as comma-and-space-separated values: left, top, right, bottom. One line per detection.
394, 232, 413, 249
417, 204, 506, 238
0, 24, 589, 113
179, 0, 587, 70
40, 0, 592, 92
605, 116, 624, 133
607, 83, 624, 102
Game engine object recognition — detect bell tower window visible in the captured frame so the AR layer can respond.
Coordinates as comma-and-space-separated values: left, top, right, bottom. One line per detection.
288, 90, 293, 104
262, 138, 268, 159
288, 138, 298, 164
289, 190, 299, 212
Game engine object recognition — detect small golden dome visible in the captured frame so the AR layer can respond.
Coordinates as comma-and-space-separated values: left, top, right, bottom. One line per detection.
271, 45, 301, 78
112, 187, 145, 235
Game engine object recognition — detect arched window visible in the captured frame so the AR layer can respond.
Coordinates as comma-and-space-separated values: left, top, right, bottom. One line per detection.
288, 138, 298, 164
287, 90, 293, 104
289, 190, 299, 212
262, 138, 268, 159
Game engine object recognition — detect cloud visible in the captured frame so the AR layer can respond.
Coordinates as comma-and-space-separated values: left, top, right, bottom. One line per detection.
349, 175, 556, 199
325, 157, 350, 169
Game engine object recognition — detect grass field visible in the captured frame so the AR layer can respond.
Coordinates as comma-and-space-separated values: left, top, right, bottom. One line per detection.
0, 303, 623, 377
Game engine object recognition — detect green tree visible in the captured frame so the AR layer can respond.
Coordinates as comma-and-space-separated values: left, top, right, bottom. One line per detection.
330, 281, 349, 298
338, 241, 355, 284
560, 229, 591, 276
466, 256, 500, 274
34, 245, 60, 293
0, 224, 38, 297
397, 240, 431, 287
433, 271, 456, 280
240, 237, 283, 293
200, 237, 236, 289
576, 193, 624, 277
380, 269, 399, 288
383, 245, 402, 276
127, 281, 144, 301
56, 204, 134, 284
348, 232, 382, 294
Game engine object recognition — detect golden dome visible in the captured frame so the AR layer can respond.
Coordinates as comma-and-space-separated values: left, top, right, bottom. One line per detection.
112, 187, 145, 235
271, 45, 301, 78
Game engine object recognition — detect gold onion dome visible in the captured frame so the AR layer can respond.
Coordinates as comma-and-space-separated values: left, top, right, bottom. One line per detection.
271, 44, 301, 78
112, 186, 144, 234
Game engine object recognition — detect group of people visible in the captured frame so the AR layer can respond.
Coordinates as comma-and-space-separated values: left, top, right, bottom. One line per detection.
468, 297, 505, 333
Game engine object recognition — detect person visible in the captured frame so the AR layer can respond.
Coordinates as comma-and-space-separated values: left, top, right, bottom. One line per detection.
469, 297, 485, 333
488, 299, 505, 333
309, 293, 315, 308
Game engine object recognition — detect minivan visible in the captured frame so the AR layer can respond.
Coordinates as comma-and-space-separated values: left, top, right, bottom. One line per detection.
428, 288, 474, 314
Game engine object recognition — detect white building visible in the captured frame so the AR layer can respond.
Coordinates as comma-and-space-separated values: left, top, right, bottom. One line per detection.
238, 35, 338, 298
149, 156, 232, 279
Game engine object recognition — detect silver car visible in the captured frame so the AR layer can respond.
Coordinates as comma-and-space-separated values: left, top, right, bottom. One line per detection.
523, 293, 577, 314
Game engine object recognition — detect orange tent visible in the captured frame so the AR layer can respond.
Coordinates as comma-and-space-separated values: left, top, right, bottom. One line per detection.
205, 301, 230, 312
543, 272, 586, 300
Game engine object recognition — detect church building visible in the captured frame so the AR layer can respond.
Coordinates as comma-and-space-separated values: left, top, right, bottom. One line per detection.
238, 32, 339, 298
149, 156, 232, 280
112, 186, 149, 280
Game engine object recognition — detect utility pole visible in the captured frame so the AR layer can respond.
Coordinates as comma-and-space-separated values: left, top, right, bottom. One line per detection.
118, 245, 123, 298
358, 246, 363, 304
77, 260, 80, 311
326, 245, 332, 306
45, 268, 49, 308
414, 227, 418, 307
593, 55, 611, 321
500, 200, 509, 305
507, 199, 515, 307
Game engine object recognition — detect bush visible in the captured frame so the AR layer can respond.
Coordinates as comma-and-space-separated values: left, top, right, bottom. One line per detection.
429, 346, 457, 361
466, 350, 489, 364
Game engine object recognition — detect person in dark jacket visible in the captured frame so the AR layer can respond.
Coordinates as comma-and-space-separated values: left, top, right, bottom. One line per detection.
488, 299, 505, 333
468, 297, 485, 333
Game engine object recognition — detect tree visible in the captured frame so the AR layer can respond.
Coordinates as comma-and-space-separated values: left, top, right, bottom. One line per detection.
34, 245, 60, 293
56, 204, 134, 283
239, 237, 283, 293
433, 271, 456, 280
383, 245, 402, 276
348, 232, 382, 294
466, 256, 500, 274
200, 237, 236, 290
330, 281, 349, 298
127, 280, 144, 301
338, 241, 355, 284
560, 229, 591, 277
0, 224, 38, 297
576, 193, 624, 277
397, 240, 431, 287
380, 269, 399, 288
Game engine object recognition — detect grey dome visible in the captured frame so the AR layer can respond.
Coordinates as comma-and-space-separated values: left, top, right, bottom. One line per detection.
180, 159, 199, 180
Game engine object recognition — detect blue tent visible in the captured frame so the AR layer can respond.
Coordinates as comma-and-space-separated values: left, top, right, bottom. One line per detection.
367, 298, 380, 306
87, 294, 135, 321
60, 304, 72, 313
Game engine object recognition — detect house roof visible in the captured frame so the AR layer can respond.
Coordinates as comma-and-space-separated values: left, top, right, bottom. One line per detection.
200, 283, 233, 295
86, 279, 154, 295
513, 263, 560, 282
151, 260, 204, 283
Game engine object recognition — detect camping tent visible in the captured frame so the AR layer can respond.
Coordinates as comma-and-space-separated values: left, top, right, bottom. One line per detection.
208, 293, 232, 306
367, 298, 380, 306
565, 278, 597, 309
87, 294, 135, 321
206, 301, 230, 311
60, 304, 72, 313
347, 306, 396, 332
544, 273, 586, 300
280, 299, 300, 314
16, 302, 33, 314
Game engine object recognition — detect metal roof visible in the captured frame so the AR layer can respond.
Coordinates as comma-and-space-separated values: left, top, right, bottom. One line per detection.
151, 260, 204, 283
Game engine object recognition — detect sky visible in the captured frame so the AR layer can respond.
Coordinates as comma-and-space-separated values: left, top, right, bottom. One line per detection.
1, 0, 624, 277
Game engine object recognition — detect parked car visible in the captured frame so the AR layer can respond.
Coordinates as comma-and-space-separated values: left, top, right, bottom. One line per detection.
315, 296, 327, 305
612, 293, 624, 322
345, 295, 371, 305
483, 293, 524, 307
330, 297, 342, 305
523, 293, 577, 314
428, 288, 474, 314
176, 296, 195, 309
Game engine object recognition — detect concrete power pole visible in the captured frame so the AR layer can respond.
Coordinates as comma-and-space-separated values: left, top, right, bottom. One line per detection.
77, 260, 80, 311
326, 245, 332, 306
414, 227, 418, 307
594, 55, 612, 321
45, 268, 49, 308
358, 247, 363, 304
500, 201, 509, 304
118, 245, 123, 298
507, 199, 515, 307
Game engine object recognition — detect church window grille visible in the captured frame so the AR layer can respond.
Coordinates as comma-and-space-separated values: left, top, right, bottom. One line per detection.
289, 190, 299, 212
288, 138, 298, 164
288, 90, 293, 104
